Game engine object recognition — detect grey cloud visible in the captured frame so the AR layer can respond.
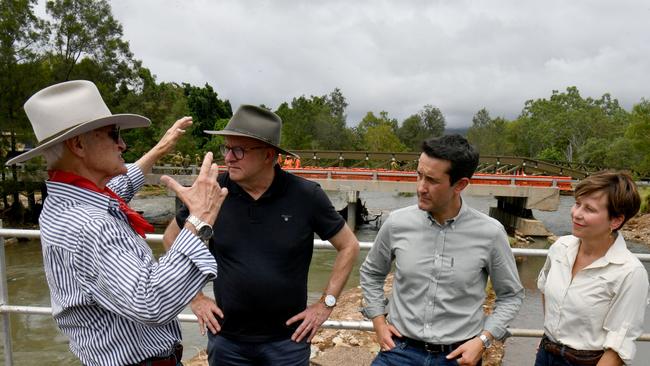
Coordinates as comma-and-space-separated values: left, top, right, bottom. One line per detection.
104, 0, 650, 127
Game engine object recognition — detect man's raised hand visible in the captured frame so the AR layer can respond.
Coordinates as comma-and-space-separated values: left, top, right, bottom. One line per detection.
161, 152, 227, 225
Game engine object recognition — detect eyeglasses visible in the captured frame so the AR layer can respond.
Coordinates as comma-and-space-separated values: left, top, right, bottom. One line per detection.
107, 126, 121, 144
219, 144, 268, 160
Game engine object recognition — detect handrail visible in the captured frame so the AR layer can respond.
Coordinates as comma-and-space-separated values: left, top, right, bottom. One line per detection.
4, 230, 650, 261
2, 227, 650, 366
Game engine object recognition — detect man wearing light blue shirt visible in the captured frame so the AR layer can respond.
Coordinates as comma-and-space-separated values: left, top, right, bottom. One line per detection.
360, 134, 524, 366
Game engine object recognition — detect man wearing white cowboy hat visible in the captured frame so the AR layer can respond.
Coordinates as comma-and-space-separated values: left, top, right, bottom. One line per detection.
164, 105, 360, 366
8, 80, 228, 366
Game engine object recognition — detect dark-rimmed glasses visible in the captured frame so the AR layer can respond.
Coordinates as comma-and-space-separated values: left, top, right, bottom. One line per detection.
107, 126, 121, 144
219, 144, 267, 160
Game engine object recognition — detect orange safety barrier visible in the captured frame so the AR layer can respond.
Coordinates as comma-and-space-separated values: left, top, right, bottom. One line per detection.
276, 166, 574, 190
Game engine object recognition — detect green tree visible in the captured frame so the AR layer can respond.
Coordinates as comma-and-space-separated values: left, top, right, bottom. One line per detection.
354, 111, 404, 151
355, 111, 398, 140
276, 90, 353, 150
397, 105, 445, 151
514, 87, 627, 162
397, 114, 425, 151
0, 0, 48, 159
183, 83, 232, 150
624, 99, 650, 175
117, 68, 192, 161
419, 104, 445, 138
46, 0, 140, 87
467, 109, 512, 155
364, 124, 406, 152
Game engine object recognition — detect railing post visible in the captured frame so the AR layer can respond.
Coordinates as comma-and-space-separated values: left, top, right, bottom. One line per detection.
0, 220, 14, 365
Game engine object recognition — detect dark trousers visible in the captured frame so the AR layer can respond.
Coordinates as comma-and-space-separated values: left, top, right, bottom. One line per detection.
535, 335, 603, 366
207, 333, 310, 366
535, 346, 575, 366
371, 337, 481, 366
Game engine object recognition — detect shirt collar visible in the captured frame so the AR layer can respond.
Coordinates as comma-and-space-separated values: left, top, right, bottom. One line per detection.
425, 197, 467, 229
45, 180, 120, 211
603, 233, 629, 264
559, 233, 628, 266
223, 164, 288, 200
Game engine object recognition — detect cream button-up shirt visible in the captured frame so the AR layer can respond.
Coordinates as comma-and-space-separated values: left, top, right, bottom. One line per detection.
538, 234, 649, 364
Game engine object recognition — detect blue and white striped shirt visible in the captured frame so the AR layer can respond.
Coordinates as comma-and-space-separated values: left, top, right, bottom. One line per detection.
40, 164, 217, 366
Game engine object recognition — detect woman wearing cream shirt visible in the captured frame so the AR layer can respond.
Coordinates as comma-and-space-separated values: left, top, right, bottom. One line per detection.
536, 171, 648, 366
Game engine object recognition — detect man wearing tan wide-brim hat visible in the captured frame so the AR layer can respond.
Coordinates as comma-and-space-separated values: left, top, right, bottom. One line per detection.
15, 80, 228, 366
164, 104, 360, 366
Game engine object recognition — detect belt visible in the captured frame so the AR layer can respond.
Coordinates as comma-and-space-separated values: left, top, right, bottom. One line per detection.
541, 335, 603, 366
402, 336, 469, 354
129, 344, 183, 366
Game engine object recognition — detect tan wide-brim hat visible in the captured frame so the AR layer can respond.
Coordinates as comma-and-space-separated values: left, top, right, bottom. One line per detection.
6, 80, 150, 165
204, 104, 299, 158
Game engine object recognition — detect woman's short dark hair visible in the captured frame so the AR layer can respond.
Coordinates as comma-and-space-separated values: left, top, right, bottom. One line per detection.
421, 134, 479, 185
574, 171, 640, 231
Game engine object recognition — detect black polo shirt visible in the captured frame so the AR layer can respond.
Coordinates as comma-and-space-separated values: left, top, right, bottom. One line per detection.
176, 165, 345, 342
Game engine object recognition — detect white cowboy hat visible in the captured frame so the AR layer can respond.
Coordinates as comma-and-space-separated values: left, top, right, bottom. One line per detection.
204, 104, 299, 158
6, 80, 150, 165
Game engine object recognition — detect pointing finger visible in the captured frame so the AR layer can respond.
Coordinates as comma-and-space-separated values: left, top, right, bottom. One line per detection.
198, 152, 214, 178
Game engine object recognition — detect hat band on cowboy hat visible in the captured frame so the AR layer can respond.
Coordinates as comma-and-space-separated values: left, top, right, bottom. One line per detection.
204, 104, 298, 158
6, 80, 150, 166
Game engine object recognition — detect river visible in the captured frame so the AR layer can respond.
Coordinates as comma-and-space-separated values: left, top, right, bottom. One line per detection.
1, 192, 649, 365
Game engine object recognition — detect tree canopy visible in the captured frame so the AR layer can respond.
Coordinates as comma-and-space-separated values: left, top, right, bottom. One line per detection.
1, 0, 649, 178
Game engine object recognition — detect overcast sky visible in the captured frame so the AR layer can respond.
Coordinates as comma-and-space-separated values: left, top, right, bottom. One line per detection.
38, 0, 650, 128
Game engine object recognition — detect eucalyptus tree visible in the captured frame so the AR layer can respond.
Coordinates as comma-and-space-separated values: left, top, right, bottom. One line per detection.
45, 0, 140, 88
276, 89, 353, 150
0, 0, 48, 157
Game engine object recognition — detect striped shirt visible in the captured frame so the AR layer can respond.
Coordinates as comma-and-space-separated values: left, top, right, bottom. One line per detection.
40, 164, 217, 366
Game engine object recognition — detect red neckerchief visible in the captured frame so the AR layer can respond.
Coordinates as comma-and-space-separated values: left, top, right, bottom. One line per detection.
48, 170, 154, 238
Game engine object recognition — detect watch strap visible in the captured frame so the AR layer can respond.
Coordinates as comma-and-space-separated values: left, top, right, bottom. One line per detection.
479, 334, 492, 349
186, 215, 212, 241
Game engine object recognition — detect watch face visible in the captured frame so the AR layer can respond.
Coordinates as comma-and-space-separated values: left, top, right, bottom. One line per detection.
198, 226, 213, 241
480, 334, 492, 348
325, 295, 336, 307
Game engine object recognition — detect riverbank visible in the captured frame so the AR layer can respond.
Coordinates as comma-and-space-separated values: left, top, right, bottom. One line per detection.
621, 213, 650, 246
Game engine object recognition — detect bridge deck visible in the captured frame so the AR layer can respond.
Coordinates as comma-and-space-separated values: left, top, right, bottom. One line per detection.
145, 166, 565, 211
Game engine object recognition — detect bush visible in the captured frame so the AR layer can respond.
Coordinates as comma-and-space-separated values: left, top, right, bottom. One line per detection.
639, 186, 650, 215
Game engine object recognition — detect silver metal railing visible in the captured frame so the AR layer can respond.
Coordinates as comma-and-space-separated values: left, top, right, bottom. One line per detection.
2, 228, 650, 366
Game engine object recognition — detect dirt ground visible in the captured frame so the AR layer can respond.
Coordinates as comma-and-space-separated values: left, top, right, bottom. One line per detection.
620, 213, 650, 246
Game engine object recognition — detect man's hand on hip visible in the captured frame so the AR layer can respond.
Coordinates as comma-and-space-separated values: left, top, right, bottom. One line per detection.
190, 292, 223, 336
372, 316, 402, 351
446, 337, 484, 366
286, 302, 333, 343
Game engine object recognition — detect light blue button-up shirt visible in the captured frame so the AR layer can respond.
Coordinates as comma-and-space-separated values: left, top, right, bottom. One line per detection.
360, 201, 524, 343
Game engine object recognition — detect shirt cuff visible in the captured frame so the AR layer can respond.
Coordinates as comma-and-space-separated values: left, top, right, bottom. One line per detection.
483, 322, 509, 341
126, 164, 145, 191
603, 325, 635, 364
361, 301, 388, 319
171, 228, 218, 278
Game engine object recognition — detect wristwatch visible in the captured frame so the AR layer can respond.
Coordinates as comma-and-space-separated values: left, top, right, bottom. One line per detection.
186, 215, 213, 242
319, 294, 337, 308
479, 334, 492, 349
